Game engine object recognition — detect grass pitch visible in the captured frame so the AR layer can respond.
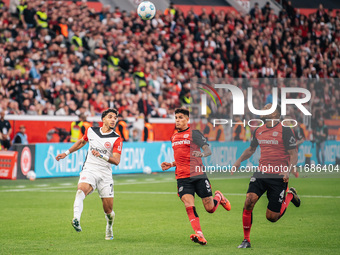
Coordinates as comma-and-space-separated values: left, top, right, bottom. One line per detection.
1, 172, 340, 255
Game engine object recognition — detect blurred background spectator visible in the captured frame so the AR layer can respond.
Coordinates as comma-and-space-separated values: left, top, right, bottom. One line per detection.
11, 124, 28, 145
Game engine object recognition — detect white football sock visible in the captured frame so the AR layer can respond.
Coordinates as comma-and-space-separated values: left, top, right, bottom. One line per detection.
73, 190, 85, 220
105, 211, 115, 226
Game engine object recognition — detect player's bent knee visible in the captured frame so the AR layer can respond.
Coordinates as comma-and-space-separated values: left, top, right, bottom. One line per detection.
266, 215, 279, 222
204, 204, 214, 213
183, 201, 194, 208
76, 188, 87, 197
181, 195, 195, 208
266, 211, 279, 222
202, 197, 214, 212
77, 183, 92, 196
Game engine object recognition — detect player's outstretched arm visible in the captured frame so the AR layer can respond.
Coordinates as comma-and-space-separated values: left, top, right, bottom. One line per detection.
232, 146, 257, 172
55, 138, 87, 161
161, 161, 176, 171
91, 150, 121, 165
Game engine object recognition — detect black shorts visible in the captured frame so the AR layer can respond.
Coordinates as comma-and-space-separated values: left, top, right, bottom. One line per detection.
1, 140, 10, 150
247, 172, 288, 213
177, 176, 213, 199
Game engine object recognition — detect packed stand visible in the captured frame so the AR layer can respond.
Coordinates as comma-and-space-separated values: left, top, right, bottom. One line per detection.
0, 1, 339, 123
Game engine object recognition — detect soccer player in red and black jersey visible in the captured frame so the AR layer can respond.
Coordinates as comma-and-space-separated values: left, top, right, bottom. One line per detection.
161, 108, 231, 246
233, 104, 301, 248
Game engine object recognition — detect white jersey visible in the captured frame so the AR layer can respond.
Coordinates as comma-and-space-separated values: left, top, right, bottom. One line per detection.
82, 127, 123, 176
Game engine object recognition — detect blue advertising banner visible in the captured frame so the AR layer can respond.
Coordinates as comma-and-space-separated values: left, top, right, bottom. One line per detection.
35, 142, 174, 178
34, 141, 340, 178
202, 141, 260, 168
203, 141, 340, 168
297, 141, 340, 165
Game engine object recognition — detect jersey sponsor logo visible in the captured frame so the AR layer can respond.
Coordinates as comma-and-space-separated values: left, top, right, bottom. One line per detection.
89, 146, 108, 155
258, 139, 279, 145
172, 140, 190, 147
183, 134, 189, 138
21, 146, 31, 176
104, 142, 111, 149
272, 132, 278, 137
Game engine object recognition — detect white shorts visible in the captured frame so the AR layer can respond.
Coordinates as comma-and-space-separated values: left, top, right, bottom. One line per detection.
78, 170, 114, 198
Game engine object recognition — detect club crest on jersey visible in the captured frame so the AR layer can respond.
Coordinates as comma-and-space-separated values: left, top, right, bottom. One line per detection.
272, 132, 278, 137
104, 142, 111, 149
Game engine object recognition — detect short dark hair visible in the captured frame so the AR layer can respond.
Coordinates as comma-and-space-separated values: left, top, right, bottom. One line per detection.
175, 108, 189, 117
79, 114, 86, 121
102, 108, 118, 119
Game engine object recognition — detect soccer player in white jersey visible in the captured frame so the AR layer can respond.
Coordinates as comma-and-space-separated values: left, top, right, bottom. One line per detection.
56, 108, 123, 240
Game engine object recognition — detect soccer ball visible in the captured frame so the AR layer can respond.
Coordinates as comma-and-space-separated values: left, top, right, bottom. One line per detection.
143, 166, 152, 174
137, 1, 156, 20
26, 170, 36, 181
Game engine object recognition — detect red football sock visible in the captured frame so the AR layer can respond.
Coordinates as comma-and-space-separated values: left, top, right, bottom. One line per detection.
243, 209, 252, 242
279, 193, 293, 218
207, 194, 221, 213
186, 206, 202, 234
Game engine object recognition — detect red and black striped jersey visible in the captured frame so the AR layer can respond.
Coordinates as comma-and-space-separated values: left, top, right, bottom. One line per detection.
171, 127, 208, 179
251, 122, 296, 173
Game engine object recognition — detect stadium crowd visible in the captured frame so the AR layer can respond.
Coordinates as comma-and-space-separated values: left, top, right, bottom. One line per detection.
0, 0, 339, 122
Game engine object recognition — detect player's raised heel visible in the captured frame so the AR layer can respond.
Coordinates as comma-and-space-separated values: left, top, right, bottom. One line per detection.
71, 218, 82, 232
238, 239, 251, 248
105, 225, 114, 240
190, 233, 207, 245
288, 187, 301, 207
215, 190, 231, 211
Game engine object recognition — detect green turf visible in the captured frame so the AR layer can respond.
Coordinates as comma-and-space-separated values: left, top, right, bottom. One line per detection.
1, 172, 340, 255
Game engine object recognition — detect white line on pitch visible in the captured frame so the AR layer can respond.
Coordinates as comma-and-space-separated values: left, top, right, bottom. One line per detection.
34, 184, 49, 187
59, 183, 73, 186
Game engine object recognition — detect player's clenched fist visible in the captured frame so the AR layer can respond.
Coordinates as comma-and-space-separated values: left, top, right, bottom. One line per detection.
192, 151, 204, 157
92, 149, 101, 157
161, 162, 172, 171
56, 153, 66, 161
